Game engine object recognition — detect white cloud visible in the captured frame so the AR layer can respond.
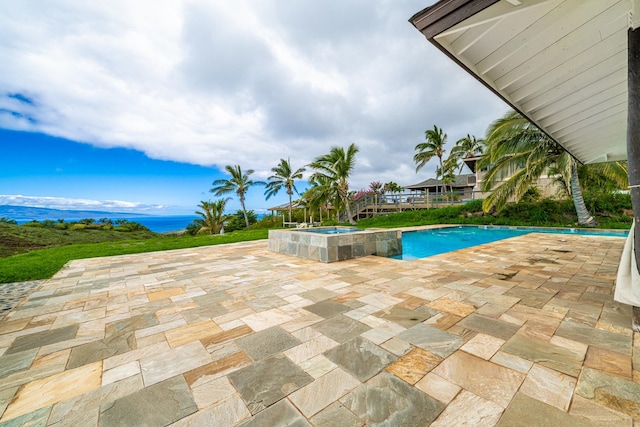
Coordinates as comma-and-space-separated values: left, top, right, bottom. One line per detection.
0, 0, 508, 190
0, 195, 166, 212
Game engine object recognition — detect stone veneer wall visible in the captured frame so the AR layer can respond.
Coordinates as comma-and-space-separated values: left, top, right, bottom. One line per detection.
268, 228, 402, 263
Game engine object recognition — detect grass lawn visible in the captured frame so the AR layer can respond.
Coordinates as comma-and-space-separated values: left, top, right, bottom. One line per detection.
0, 229, 268, 283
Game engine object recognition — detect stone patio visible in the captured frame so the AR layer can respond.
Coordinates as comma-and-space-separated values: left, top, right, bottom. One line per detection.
0, 232, 638, 426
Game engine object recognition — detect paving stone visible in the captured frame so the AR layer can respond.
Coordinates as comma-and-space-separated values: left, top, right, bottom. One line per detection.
496, 393, 594, 427
312, 315, 371, 344
430, 390, 503, 427
171, 394, 250, 427
140, 341, 212, 386
341, 371, 445, 426
456, 313, 521, 341
396, 323, 462, 357
5, 325, 79, 355
99, 375, 196, 426
433, 350, 525, 408
323, 337, 397, 382
555, 320, 632, 356
235, 326, 300, 361
310, 402, 364, 427
67, 334, 134, 370
501, 333, 584, 377
0, 406, 51, 427
575, 367, 640, 418
371, 305, 430, 328
385, 347, 442, 384
228, 354, 313, 415
0, 349, 38, 378
236, 399, 310, 427
302, 300, 351, 318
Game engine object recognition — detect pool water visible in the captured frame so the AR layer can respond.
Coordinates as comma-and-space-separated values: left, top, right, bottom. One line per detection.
300, 227, 359, 234
392, 226, 628, 260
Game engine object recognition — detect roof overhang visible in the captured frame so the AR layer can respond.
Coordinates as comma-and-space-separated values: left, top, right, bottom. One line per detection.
410, 0, 640, 164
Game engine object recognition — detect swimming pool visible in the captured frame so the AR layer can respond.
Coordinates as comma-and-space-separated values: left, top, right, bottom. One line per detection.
392, 225, 628, 260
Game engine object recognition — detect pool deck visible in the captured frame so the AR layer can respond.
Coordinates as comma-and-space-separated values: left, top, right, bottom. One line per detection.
0, 232, 638, 426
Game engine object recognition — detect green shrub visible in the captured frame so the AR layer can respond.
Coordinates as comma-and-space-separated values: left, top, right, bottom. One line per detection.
70, 223, 86, 230
22, 221, 43, 228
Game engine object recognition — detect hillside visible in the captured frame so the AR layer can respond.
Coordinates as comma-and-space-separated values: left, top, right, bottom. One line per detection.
0, 205, 149, 221
0, 222, 157, 257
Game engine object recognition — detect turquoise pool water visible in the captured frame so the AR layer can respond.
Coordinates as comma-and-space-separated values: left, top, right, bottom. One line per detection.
392, 226, 628, 260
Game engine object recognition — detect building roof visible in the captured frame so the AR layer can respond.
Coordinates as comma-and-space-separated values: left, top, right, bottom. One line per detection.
406, 173, 476, 190
410, 0, 634, 164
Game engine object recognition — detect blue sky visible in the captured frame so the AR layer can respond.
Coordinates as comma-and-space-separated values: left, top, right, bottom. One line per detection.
0, 1, 507, 216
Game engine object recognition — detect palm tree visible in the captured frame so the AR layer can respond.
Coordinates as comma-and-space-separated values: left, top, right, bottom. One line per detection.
310, 144, 359, 224
479, 111, 598, 226
264, 158, 306, 223
194, 199, 229, 235
210, 165, 265, 229
304, 175, 337, 222
414, 125, 449, 194
450, 134, 484, 173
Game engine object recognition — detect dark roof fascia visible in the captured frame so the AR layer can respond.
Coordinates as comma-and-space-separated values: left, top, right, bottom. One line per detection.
409, 0, 499, 39
409, 0, 583, 163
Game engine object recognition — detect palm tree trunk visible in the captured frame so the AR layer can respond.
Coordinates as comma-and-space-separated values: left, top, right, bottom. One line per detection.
240, 197, 250, 228
570, 162, 598, 227
288, 192, 293, 223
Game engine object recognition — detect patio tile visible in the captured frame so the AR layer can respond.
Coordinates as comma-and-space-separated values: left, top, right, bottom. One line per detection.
340, 372, 444, 426
432, 350, 525, 408
309, 402, 364, 427
415, 372, 461, 404
5, 324, 78, 355
501, 333, 584, 377
171, 394, 250, 427
67, 334, 134, 369
289, 367, 360, 417
298, 354, 337, 379
164, 319, 223, 348
430, 390, 503, 427
460, 333, 504, 360
519, 364, 576, 410
240, 308, 293, 332
236, 399, 310, 427
323, 336, 396, 382
1, 361, 102, 422
396, 323, 462, 357
183, 351, 252, 388
140, 340, 211, 386
555, 320, 632, 356
284, 334, 339, 364
235, 326, 300, 361
428, 297, 476, 317
575, 367, 640, 418
99, 375, 196, 426
496, 393, 593, 427
312, 315, 370, 344
456, 313, 521, 341
0, 348, 38, 378
371, 305, 430, 328
385, 347, 442, 384
584, 346, 632, 379
190, 376, 237, 409
303, 300, 351, 318
228, 354, 313, 415
569, 395, 634, 426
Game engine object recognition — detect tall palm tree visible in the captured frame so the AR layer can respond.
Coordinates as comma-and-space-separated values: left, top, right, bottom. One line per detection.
194, 199, 229, 235
310, 143, 359, 224
304, 174, 337, 222
264, 158, 306, 223
414, 125, 449, 193
450, 134, 484, 173
479, 111, 598, 226
210, 165, 265, 229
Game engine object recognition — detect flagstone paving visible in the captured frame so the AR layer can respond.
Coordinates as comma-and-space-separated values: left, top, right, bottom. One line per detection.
0, 232, 639, 425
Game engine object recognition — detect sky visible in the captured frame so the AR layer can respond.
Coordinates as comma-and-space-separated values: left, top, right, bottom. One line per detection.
0, 0, 508, 216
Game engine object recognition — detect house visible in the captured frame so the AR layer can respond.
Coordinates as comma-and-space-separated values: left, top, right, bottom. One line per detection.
405, 173, 476, 200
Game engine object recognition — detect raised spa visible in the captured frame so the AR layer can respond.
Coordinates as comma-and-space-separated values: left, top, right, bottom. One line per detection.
268, 227, 401, 263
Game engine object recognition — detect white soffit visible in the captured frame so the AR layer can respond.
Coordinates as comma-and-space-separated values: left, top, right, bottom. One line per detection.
427, 0, 637, 163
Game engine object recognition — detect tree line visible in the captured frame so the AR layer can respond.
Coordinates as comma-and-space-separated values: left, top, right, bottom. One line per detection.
193, 110, 629, 234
